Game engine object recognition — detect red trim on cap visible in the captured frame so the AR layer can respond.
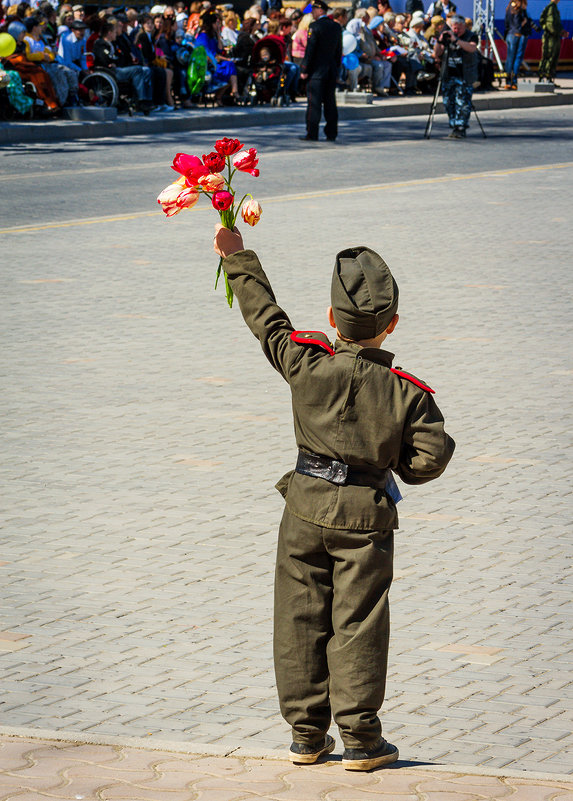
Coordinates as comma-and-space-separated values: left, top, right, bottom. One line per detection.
290, 331, 335, 356
391, 368, 435, 393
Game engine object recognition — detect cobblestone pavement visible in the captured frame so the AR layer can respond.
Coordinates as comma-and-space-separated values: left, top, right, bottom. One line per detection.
1, 107, 572, 776
2, 735, 573, 801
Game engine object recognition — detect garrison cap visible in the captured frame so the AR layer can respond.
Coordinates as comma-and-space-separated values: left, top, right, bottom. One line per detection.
331, 246, 399, 341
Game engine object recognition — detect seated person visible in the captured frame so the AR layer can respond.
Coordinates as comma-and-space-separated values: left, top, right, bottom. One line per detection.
57, 6, 73, 37
185, 0, 202, 37
172, 27, 195, 106
368, 15, 397, 91
134, 13, 172, 110
39, 1, 59, 48
23, 15, 79, 105
221, 9, 239, 48
1, 63, 34, 114
406, 10, 435, 82
92, 19, 154, 110
354, 10, 392, 95
194, 10, 239, 102
57, 19, 87, 76
276, 19, 300, 99
424, 14, 445, 46
407, 13, 433, 56
174, 1, 189, 31
253, 44, 280, 82
387, 12, 418, 92
3, 18, 60, 110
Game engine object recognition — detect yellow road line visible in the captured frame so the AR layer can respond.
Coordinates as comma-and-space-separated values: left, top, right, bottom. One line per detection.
0, 162, 169, 183
1, 161, 571, 235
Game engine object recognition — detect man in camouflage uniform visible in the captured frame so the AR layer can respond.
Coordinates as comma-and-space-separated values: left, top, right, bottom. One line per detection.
538, 0, 569, 83
214, 225, 455, 771
433, 15, 478, 139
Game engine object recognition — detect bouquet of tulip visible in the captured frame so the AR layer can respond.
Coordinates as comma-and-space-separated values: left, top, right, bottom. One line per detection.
157, 137, 262, 308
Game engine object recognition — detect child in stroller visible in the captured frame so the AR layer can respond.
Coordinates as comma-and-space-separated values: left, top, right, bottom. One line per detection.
247, 36, 290, 105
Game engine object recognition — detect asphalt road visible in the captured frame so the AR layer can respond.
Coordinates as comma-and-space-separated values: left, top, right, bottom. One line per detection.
1, 105, 572, 774
1, 104, 572, 227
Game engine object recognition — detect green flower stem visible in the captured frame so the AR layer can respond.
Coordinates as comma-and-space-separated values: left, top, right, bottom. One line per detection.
216, 209, 233, 307
216, 158, 237, 308
224, 268, 234, 308
224, 158, 237, 191
232, 193, 250, 227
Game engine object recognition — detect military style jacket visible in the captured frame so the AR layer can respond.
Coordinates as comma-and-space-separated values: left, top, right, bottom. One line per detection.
300, 14, 342, 79
225, 250, 455, 532
540, 2, 563, 36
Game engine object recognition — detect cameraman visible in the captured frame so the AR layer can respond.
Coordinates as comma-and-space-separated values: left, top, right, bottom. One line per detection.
433, 15, 478, 138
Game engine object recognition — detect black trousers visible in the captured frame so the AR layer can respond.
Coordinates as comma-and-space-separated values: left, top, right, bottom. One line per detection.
306, 74, 338, 140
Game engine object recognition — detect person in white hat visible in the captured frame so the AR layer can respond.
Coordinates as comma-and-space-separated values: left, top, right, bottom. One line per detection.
406, 10, 434, 84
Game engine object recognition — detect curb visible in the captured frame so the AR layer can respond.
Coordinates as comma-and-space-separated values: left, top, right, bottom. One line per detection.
1, 90, 572, 144
1, 726, 572, 782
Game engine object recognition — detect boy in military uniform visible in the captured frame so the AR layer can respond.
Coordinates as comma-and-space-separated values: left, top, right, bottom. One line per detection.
214, 225, 455, 771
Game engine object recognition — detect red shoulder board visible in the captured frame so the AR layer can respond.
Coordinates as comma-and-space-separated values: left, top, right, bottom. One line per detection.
391, 368, 435, 394
290, 330, 335, 356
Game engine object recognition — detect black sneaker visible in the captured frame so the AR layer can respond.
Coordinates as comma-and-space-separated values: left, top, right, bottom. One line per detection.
342, 737, 399, 771
289, 734, 336, 764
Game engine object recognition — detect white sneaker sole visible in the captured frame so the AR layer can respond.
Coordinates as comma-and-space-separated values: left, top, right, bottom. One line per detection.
343, 745, 399, 771
289, 737, 336, 764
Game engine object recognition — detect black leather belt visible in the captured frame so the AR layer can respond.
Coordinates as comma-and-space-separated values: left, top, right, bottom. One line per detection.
295, 449, 388, 487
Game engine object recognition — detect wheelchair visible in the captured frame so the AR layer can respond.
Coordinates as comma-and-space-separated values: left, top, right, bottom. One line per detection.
82, 53, 140, 115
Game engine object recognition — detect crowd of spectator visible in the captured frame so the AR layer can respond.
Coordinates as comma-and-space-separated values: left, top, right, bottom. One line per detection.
0, 0, 538, 120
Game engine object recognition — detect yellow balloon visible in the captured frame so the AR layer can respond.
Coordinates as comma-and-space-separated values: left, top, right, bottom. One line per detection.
0, 33, 17, 58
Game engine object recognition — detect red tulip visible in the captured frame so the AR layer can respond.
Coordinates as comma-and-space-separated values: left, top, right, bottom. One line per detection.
214, 137, 244, 156
171, 152, 208, 184
212, 191, 234, 211
232, 148, 259, 177
203, 152, 226, 173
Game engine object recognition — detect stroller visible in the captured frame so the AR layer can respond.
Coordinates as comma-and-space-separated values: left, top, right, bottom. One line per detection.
243, 35, 290, 106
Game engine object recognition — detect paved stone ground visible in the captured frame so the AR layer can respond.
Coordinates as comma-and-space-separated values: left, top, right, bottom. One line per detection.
2, 735, 573, 801
1, 107, 572, 776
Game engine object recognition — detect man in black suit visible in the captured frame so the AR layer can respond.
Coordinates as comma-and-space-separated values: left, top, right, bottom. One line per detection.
300, 0, 342, 142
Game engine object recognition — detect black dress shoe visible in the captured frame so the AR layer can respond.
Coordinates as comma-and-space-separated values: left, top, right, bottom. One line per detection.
299, 135, 318, 141
342, 737, 399, 771
289, 734, 335, 764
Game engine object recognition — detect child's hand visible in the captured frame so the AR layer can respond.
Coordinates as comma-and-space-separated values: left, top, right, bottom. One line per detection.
214, 223, 244, 258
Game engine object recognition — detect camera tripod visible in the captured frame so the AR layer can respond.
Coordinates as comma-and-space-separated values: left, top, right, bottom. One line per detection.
423, 38, 487, 139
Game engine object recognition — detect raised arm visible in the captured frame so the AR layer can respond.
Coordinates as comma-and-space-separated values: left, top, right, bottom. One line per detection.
214, 225, 304, 381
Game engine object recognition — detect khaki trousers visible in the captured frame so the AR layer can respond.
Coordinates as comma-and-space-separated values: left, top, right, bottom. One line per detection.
539, 34, 562, 79
273, 507, 393, 749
